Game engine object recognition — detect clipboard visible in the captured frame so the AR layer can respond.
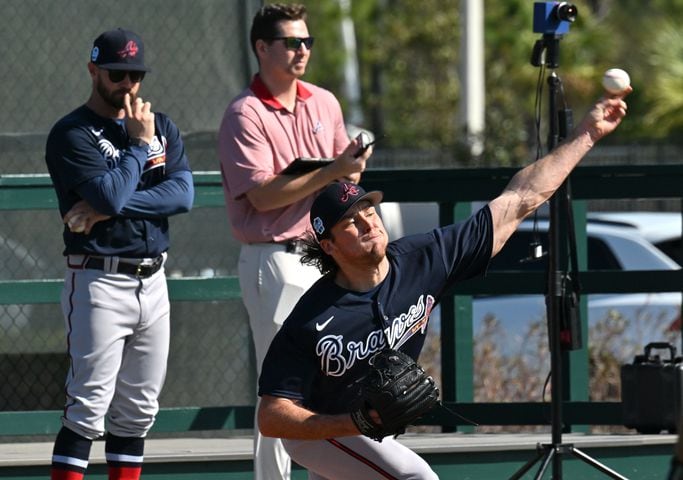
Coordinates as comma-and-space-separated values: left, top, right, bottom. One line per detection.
281, 157, 334, 175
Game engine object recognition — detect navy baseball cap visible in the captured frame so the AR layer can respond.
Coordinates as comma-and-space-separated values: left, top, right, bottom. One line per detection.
310, 182, 383, 240
90, 28, 150, 72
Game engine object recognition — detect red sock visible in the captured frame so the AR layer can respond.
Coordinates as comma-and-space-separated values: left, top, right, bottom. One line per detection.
51, 467, 85, 480
108, 465, 142, 480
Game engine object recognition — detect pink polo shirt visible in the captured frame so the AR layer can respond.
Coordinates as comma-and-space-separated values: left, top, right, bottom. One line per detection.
218, 75, 349, 243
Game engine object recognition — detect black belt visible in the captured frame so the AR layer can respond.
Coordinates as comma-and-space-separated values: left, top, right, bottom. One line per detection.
83, 255, 164, 278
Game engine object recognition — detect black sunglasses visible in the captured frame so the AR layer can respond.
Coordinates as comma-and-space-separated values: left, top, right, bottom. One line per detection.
270, 36, 315, 50
106, 70, 146, 83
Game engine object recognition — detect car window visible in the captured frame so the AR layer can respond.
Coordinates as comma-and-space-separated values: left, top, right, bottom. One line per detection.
489, 231, 622, 271
587, 236, 622, 270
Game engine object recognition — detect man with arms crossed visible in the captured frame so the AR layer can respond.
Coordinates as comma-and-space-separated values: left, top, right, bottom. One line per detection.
257, 90, 631, 478
45, 28, 193, 480
218, 4, 372, 479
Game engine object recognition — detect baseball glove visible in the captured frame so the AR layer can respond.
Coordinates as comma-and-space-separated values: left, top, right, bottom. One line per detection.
350, 348, 439, 442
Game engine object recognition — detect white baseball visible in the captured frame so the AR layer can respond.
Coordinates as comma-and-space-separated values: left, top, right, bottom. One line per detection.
602, 68, 630, 95
68, 214, 86, 233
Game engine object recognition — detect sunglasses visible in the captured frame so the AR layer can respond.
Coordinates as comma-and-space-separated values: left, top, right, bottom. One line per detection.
106, 70, 146, 83
270, 36, 315, 50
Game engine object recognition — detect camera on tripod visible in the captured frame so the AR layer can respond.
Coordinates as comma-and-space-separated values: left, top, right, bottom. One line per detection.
530, 2, 578, 67
533, 2, 578, 34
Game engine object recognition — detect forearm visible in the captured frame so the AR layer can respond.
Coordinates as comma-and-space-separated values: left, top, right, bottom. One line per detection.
488, 127, 597, 256
246, 136, 371, 212
120, 170, 194, 218
258, 396, 360, 440
261, 412, 358, 440
247, 162, 354, 212
74, 147, 148, 215
504, 129, 594, 217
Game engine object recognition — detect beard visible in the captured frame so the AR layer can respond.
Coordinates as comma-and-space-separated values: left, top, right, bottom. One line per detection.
95, 77, 130, 110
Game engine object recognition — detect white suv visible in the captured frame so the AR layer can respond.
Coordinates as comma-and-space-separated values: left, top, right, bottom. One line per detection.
588, 211, 682, 266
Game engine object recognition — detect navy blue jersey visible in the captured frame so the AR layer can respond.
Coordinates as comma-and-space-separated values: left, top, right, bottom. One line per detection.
258, 206, 493, 414
45, 105, 193, 257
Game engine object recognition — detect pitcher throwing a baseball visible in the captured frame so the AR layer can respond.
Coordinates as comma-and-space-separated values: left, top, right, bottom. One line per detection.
45, 28, 193, 480
257, 88, 630, 479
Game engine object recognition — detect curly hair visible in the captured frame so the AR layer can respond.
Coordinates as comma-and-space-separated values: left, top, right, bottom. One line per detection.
299, 232, 339, 276
250, 3, 308, 58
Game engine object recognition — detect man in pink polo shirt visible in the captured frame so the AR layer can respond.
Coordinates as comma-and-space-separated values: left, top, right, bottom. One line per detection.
217, 4, 372, 480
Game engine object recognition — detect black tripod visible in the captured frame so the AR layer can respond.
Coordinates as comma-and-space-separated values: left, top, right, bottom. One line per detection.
508, 34, 628, 480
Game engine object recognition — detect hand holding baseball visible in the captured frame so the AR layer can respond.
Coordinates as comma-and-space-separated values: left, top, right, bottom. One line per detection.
63, 200, 111, 235
124, 93, 155, 145
67, 214, 87, 233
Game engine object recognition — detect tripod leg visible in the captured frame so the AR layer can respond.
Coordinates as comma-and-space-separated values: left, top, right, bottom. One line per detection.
508, 447, 546, 480
533, 447, 555, 480
570, 446, 630, 480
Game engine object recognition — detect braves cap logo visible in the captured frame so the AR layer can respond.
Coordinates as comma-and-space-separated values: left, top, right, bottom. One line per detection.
118, 40, 139, 59
340, 183, 361, 203
313, 217, 325, 236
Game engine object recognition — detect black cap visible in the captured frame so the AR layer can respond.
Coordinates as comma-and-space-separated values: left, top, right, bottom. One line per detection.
310, 182, 383, 240
90, 28, 150, 72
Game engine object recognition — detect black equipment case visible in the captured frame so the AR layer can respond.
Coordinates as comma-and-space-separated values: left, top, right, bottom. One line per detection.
621, 341, 683, 434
